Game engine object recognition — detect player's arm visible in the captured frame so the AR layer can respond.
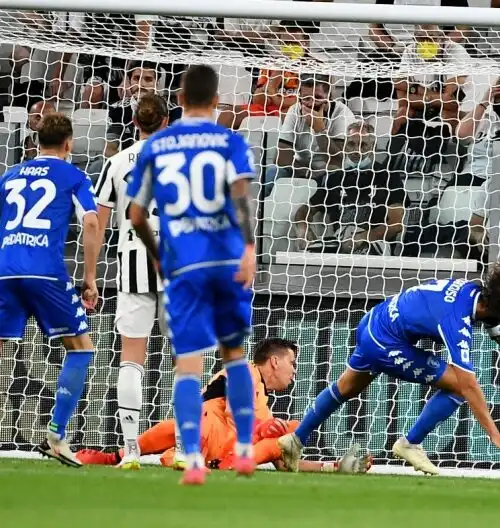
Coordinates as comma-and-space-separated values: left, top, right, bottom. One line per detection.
438, 318, 500, 444
94, 159, 116, 253
126, 145, 161, 273
228, 133, 257, 289
73, 174, 99, 309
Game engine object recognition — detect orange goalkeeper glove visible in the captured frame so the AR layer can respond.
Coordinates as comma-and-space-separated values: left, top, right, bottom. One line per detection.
255, 418, 288, 440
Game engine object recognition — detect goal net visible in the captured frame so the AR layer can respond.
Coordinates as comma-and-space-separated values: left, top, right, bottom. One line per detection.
1, 3, 500, 472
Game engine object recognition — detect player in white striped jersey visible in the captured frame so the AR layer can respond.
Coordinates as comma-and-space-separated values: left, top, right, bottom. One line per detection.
94, 93, 175, 469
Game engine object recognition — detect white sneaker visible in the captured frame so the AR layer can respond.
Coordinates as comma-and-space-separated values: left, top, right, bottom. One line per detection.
337, 444, 372, 474
172, 449, 187, 471
278, 433, 304, 473
392, 437, 439, 475
37, 432, 82, 468
116, 440, 141, 470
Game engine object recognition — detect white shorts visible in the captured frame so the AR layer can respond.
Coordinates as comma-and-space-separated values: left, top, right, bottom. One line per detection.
115, 292, 162, 338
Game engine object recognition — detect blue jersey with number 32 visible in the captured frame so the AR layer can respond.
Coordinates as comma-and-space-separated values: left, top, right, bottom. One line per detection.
127, 117, 255, 278
0, 156, 97, 280
369, 278, 481, 372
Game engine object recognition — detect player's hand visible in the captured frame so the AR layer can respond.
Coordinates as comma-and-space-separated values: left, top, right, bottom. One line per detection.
256, 418, 288, 440
490, 431, 500, 449
81, 279, 98, 311
336, 444, 372, 474
235, 244, 256, 290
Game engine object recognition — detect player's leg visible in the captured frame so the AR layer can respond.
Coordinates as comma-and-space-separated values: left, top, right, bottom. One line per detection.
158, 296, 186, 470
215, 269, 255, 475
376, 344, 463, 475
16, 278, 92, 467
279, 313, 376, 472
166, 272, 214, 485
279, 367, 374, 472
114, 292, 157, 469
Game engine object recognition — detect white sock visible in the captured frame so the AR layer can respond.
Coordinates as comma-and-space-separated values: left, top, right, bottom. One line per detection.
118, 361, 144, 457
174, 417, 185, 458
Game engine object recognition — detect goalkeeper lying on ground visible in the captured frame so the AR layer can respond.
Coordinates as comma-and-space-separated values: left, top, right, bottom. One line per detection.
77, 338, 371, 473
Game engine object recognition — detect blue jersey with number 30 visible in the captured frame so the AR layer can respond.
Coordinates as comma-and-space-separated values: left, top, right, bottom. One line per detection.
0, 156, 97, 280
369, 278, 480, 372
127, 117, 255, 279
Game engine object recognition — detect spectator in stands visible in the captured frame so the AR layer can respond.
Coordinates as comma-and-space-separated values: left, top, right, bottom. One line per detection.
105, 61, 181, 158
392, 24, 468, 136
217, 22, 307, 130
272, 74, 355, 229
305, 121, 406, 254
23, 100, 56, 161
449, 79, 500, 262
346, 1, 468, 103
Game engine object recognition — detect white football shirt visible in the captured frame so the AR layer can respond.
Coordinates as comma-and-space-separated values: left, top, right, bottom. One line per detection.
95, 140, 162, 294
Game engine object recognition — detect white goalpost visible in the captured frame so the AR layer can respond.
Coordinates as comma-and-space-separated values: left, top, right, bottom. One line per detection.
1, 0, 500, 477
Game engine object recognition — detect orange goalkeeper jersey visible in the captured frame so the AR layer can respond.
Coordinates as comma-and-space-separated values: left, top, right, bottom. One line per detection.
202, 362, 272, 430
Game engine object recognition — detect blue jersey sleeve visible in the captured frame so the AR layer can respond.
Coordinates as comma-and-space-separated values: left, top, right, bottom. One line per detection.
127, 140, 154, 209
72, 172, 97, 222
227, 132, 255, 184
437, 313, 474, 372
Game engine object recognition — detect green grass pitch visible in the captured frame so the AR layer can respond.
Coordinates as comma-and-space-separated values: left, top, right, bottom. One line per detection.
0, 459, 498, 528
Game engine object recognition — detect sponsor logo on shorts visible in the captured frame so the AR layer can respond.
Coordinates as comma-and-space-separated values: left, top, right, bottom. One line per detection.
459, 327, 472, 339
78, 321, 88, 332
49, 327, 69, 334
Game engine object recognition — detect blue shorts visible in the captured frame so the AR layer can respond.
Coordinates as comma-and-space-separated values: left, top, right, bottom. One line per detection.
165, 265, 252, 356
0, 277, 89, 340
348, 312, 448, 385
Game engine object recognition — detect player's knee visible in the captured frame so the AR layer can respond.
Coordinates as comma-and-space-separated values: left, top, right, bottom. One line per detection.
63, 333, 94, 352
175, 353, 204, 377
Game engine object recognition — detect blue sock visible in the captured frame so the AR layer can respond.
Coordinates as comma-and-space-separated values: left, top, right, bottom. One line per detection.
225, 358, 254, 447
406, 390, 464, 445
296, 383, 346, 445
173, 375, 202, 455
49, 351, 92, 439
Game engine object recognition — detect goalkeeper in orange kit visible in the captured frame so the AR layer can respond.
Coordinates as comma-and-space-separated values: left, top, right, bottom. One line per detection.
77, 338, 371, 473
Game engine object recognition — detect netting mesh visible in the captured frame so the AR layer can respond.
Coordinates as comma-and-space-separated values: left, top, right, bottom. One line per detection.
1, 6, 500, 468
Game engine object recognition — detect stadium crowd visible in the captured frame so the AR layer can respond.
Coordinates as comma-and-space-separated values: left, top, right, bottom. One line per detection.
0, 2, 499, 267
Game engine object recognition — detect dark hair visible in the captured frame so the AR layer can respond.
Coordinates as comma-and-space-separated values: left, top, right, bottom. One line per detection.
181, 65, 218, 108
253, 338, 298, 365
135, 93, 168, 134
481, 263, 500, 318
279, 20, 305, 34
128, 61, 159, 80
37, 112, 73, 149
300, 73, 330, 91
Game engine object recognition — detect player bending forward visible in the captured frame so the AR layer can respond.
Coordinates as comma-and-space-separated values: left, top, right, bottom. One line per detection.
280, 273, 500, 475
77, 339, 371, 474
94, 93, 184, 470
0, 113, 99, 466
127, 65, 258, 485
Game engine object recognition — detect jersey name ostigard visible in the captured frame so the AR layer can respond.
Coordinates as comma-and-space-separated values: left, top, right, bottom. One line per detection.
127, 118, 255, 279
0, 156, 96, 280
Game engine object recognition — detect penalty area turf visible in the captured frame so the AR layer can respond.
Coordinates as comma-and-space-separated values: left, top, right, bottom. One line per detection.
0, 459, 498, 528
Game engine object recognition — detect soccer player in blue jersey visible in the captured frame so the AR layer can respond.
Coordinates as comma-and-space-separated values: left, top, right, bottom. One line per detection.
279, 274, 500, 475
127, 64, 256, 485
0, 113, 99, 467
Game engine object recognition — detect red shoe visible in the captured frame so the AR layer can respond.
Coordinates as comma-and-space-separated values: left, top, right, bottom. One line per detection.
76, 449, 119, 466
180, 466, 207, 485
234, 455, 256, 476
